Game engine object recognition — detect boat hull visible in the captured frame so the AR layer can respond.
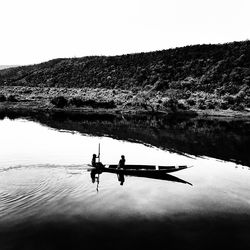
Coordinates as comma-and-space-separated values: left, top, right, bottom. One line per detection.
103, 165, 188, 175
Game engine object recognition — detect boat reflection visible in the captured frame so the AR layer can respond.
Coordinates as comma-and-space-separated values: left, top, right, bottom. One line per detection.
90, 168, 192, 191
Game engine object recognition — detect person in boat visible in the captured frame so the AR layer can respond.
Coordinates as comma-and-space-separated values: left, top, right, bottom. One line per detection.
92, 154, 104, 171
117, 155, 126, 169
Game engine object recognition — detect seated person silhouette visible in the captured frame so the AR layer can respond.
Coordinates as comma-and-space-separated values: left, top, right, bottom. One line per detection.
117, 155, 126, 169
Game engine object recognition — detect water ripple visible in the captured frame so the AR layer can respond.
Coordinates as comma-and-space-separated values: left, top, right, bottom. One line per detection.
0, 164, 95, 224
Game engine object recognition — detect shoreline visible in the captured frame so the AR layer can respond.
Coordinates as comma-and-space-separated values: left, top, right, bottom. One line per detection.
1, 102, 250, 122
0, 85, 250, 120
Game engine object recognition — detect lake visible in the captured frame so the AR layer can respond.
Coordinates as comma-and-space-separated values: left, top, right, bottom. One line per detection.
0, 115, 250, 250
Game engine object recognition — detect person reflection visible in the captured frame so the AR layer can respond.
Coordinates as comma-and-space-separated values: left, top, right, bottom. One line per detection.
90, 169, 96, 183
117, 173, 125, 185
90, 169, 100, 192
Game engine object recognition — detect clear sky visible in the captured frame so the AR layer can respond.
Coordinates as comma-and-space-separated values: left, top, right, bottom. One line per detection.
0, 0, 249, 65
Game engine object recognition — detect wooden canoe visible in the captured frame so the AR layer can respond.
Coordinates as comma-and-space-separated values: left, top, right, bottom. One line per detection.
90, 164, 192, 185
103, 164, 188, 174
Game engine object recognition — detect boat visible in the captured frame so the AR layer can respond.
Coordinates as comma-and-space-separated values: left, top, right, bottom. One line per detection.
89, 144, 192, 186
103, 164, 188, 175
90, 165, 192, 186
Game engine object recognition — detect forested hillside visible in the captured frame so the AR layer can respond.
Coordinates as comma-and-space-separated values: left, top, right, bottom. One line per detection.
0, 41, 250, 111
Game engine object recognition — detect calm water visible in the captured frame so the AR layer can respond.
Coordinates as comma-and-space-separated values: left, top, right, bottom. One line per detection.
1, 118, 250, 250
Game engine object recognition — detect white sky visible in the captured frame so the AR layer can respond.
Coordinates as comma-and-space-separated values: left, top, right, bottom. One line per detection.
0, 0, 249, 65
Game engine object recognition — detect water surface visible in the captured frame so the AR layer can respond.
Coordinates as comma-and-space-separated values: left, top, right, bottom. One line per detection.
0, 117, 250, 250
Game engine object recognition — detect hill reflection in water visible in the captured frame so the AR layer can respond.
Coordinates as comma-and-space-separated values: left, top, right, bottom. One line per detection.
1, 110, 249, 166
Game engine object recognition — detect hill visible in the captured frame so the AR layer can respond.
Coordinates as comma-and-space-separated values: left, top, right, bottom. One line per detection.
0, 41, 250, 113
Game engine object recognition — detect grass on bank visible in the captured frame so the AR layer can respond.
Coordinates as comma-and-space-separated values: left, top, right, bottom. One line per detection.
0, 86, 249, 113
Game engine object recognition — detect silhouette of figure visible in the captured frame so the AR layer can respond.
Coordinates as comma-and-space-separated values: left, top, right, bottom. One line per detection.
117, 173, 125, 185
96, 162, 104, 171
92, 153, 104, 172
92, 154, 97, 168
90, 169, 96, 183
117, 155, 126, 169
90, 169, 100, 192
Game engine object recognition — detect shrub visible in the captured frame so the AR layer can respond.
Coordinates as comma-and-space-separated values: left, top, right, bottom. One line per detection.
206, 101, 216, 109
81, 99, 116, 109
246, 97, 250, 107
152, 79, 168, 91
198, 99, 206, 110
180, 77, 197, 90
223, 94, 235, 105
97, 100, 116, 109
0, 94, 6, 102
20, 88, 32, 94
232, 103, 245, 111
69, 97, 84, 107
177, 102, 187, 110
143, 85, 153, 91
235, 90, 246, 103
7, 95, 18, 102
198, 103, 206, 110
51, 96, 68, 108
124, 96, 154, 110
219, 101, 229, 110
163, 97, 178, 111
127, 97, 146, 109
187, 98, 196, 106
182, 90, 192, 99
